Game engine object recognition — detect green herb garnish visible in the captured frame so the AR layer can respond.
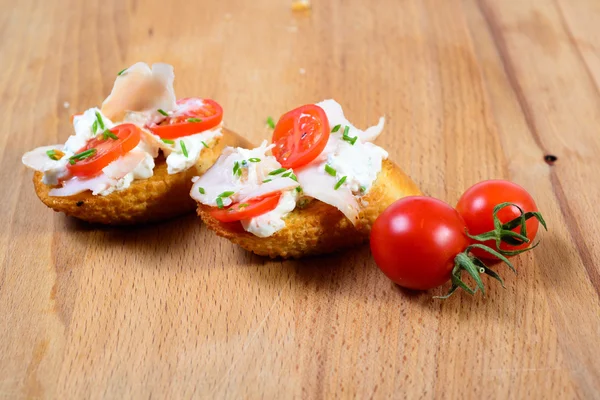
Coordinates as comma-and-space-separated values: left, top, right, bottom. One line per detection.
268, 168, 286, 176
266, 116, 275, 129
238, 203, 249, 208
359, 185, 367, 193
218, 191, 235, 198
233, 161, 241, 177
249, 157, 261, 162
180, 141, 188, 157
289, 173, 298, 182
69, 148, 97, 164
117, 68, 127, 76
334, 176, 347, 190
91, 120, 98, 134
198, 187, 205, 194
102, 130, 118, 140
282, 171, 292, 178
161, 138, 175, 145
263, 179, 272, 183
324, 164, 337, 176
331, 124, 341, 133
158, 109, 169, 117
296, 186, 302, 193
342, 125, 358, 145
201, 141, 209, 148
187, 118, 202, 123
46, 149, 60, 160
95, 111, 105, 130
216, 197, 224, 209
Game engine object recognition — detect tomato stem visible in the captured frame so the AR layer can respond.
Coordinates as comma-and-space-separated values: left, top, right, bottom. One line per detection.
436, 202, 547, 299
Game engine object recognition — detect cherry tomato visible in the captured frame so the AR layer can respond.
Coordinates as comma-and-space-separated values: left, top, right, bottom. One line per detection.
456, 180, 539, 259
370, 196, 469, 290
211, 194, 281, 222
67, 123, 141, 177
150, 98, 223, 139
271, 104, 330, 169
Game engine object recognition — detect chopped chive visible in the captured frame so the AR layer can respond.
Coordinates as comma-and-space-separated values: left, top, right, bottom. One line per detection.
216, 197, 224, 209
359, 185, 367, 193
69, 148, 96, 164
331, 124, 341, 133
296, 186, 302, 193
241, 160, 248, 167
238, 203, 249, 208
102, 130, 118, 140
289, 173, 298, 182
187, 118, 202, 123
95, 111, 105, 130
343, 125, 349, 137
117, 68, 127, 76
282, 171, 292, 178
249, 157, 261, 163
233, 161, 240, 177
324, 164, 337, 176
201, 141, 209, 148
46, 149, 59, 160
334, 176, 347, 190
180, 141, 188, 157
266, 116, 275, 129
91, 120, 98, 133
161, 138, 175, 145
268, 168, 287, 176
157, 109, 169, 117
218, 191, 235, 198
342, 134, 358, 145
198, 187, 205, 194
263, 179, 272, 183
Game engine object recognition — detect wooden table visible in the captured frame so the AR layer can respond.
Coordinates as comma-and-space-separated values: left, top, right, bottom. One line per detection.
1, 0, 599, 398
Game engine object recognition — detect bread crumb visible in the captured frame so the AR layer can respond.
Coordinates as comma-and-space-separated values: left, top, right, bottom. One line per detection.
291, 0, 311, 11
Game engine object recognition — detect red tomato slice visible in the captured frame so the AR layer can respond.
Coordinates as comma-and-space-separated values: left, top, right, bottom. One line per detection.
67, 123, 142, 177
210, 194, 281, 222
150, 98, 223, 139
271, 104, 330, 169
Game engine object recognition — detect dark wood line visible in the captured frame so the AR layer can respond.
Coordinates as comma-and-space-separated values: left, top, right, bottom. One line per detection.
553, 0, 600, 98
476, 0, 600, 298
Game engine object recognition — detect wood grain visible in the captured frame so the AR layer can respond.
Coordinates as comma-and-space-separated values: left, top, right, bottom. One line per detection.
1, 0, 599, 398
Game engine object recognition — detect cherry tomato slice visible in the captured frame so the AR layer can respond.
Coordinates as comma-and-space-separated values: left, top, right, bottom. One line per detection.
150, 98, 223, 139
67, 123, 142, 177
271, 104, 330, 169
210, 194, 281, 222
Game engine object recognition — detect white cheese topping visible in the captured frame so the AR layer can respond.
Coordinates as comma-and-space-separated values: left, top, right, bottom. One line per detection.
294, 99, 388, 225
191, 99, 388, 237
241, 190, 298, 238
191, 141, 299, 236
163, 126, 223, 175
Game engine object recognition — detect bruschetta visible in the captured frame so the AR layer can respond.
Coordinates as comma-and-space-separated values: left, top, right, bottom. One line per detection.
22, 62, 227, 225
191, 100, 421, 258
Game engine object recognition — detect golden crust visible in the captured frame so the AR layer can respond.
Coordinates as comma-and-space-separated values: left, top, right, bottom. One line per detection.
197, 159, 421, 258
33, 137, 224, 225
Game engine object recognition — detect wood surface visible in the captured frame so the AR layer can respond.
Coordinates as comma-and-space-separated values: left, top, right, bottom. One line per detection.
1, 0, 599, 398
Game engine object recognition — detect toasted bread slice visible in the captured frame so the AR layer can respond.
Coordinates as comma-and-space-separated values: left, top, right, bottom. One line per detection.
32, 131, 235, 225
197, 159, 421, 258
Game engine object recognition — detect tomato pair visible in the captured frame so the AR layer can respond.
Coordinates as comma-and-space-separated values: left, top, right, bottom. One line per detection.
67, 98, 223, 178
211, 104, 330, 223
370, 180, 545, 296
